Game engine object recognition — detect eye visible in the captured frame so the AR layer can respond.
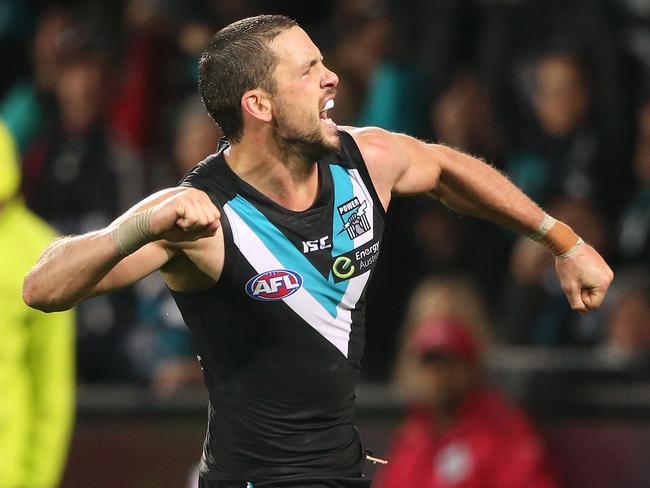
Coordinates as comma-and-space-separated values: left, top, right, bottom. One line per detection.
302, 66, 312, 77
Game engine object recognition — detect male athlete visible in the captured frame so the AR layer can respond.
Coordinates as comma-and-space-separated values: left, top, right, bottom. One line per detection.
24, 15, 613, 488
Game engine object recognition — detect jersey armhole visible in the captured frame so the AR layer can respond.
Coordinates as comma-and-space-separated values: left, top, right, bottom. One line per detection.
176, 181, 236, 287
337, 130, 387, 218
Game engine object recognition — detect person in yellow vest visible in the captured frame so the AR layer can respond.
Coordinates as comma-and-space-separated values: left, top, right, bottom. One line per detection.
0, 120, 75, 488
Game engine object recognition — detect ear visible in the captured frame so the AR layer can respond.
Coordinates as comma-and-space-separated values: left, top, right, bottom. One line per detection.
241, 89, 273, 123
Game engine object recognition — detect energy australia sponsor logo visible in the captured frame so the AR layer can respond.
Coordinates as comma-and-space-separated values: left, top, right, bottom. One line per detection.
331, 239, 381, 282
245, 269, 303, 301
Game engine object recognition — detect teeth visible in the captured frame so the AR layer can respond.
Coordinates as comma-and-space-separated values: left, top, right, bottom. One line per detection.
324, 99, 334, 111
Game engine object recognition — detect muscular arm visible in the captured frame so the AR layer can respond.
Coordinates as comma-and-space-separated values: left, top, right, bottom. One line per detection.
348, 126, 544, 233
347, 126, 613, 311
23, 187, 220, 312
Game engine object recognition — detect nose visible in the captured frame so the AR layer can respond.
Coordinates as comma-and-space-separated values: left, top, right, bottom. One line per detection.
322, 65, 339, 90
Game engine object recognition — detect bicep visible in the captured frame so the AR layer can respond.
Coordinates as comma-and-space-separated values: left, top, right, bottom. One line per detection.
347, 126, 443, 201
392, 135, 444, 195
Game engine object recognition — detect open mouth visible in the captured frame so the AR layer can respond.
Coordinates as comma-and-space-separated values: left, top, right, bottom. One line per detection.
319, 98, 335, 120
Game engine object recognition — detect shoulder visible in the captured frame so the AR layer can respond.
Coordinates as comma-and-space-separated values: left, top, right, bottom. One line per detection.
341, 125, 440, 180
339, 126, 410, 206
340, 126, 403, 164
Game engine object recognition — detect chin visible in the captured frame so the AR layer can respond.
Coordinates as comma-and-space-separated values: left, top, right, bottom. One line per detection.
321, 124, 340, 150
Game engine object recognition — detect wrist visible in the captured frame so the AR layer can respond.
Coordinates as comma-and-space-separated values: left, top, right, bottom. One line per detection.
111, 208, 155, 256
528, 213, 583, 258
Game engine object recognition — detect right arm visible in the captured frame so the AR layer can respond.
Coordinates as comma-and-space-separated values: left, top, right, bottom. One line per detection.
23, 187, 220, 312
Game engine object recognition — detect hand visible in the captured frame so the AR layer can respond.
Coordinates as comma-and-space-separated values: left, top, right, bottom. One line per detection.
555, 243, 614, 312
149, 188, 221, 243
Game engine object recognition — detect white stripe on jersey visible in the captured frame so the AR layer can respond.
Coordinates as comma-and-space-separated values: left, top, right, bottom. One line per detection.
223, 203, 372, 358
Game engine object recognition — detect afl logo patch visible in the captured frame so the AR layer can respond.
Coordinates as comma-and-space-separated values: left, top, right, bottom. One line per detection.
245, 269, 303, 301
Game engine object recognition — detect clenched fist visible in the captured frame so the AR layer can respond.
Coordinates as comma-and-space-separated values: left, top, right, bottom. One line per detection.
555, 243, 614, 312
149, 188, 221, 243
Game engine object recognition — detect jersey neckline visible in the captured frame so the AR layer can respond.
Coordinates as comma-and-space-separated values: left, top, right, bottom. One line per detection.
216, 139, 333, 217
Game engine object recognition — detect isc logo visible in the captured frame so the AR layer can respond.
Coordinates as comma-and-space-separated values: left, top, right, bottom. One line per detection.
245, 269, 303, 301
302, 235, 331, 253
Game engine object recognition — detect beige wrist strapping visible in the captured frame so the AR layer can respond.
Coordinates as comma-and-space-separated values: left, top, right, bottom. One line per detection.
554, 238, 584, 260
111, 208, 154, 256
528, 213, 557, 241
528, 213, 583, 259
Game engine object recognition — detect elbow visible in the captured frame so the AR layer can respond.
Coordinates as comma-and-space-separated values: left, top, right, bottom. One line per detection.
22, 272, 71, 312
22, 271, 41, 308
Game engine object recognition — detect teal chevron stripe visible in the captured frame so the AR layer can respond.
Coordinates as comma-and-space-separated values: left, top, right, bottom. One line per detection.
227, 194, 350, 317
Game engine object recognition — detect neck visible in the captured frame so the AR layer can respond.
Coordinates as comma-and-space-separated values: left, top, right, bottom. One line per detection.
226, 131, 321, 211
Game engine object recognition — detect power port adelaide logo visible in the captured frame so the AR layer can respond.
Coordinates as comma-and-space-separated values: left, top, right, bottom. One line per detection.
337, 197, 370, 240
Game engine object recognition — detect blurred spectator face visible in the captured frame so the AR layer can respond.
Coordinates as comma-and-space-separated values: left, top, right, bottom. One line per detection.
174, 101, 221, 175
533, 54, 591, 137
606, 288, 650, 358
413, 206, 462, 267
432, 73, 476, 147
32, 8, 75, 91
125, 0, 170, 34
56, 56, 110, 133
394, 277, 490, 409
409, 318, 481, 413
419, 355, 476, 412
331, 10, 391, 87
431, 71, 503, 157
178, 22, 213, 57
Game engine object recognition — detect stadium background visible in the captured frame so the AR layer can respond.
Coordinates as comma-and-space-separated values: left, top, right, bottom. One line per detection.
2, 0, 649, 486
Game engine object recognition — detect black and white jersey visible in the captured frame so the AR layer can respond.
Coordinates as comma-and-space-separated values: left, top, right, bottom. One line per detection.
171, 131, 385, 486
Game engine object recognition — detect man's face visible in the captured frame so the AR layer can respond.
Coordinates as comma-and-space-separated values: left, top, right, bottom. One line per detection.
267, 27, 340, 161
533, 55, 590, 137
418, 353, 477, 414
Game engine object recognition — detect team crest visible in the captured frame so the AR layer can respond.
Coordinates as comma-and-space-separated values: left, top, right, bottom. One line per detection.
337, 197, 370, 240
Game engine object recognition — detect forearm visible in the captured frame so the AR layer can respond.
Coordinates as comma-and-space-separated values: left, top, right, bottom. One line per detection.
431, 145, 546, 235
23, 187, 219, 312
23, 230, 124, 312
23, 190, 181, 312
432, 146, 583, 257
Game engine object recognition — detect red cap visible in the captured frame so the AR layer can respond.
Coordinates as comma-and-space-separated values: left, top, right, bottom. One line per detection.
408, 316, 479, 364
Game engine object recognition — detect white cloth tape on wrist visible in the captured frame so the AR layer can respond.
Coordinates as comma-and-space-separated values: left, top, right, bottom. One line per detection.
555, 238, 584, 260
528, 213, 557, 241
111, 207, 154, 256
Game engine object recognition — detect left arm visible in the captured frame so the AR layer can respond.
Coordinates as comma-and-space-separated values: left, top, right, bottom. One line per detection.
346, 126, 613, 311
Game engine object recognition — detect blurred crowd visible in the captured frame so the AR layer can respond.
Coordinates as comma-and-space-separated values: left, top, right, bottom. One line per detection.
2, 0, 649, 393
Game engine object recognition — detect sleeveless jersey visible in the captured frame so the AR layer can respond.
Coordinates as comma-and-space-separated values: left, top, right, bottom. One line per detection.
171, 130, 385, 485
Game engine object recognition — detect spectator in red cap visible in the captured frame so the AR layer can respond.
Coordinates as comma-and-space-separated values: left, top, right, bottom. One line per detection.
375, 315, 558, 488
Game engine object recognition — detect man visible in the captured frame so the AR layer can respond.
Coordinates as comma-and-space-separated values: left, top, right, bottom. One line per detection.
375, 316, 557, 488
1, 120, 75, 488
23, 15, 613, 488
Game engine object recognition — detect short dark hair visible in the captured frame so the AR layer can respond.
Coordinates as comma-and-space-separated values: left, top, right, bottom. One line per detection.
198, 15, 298, 142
